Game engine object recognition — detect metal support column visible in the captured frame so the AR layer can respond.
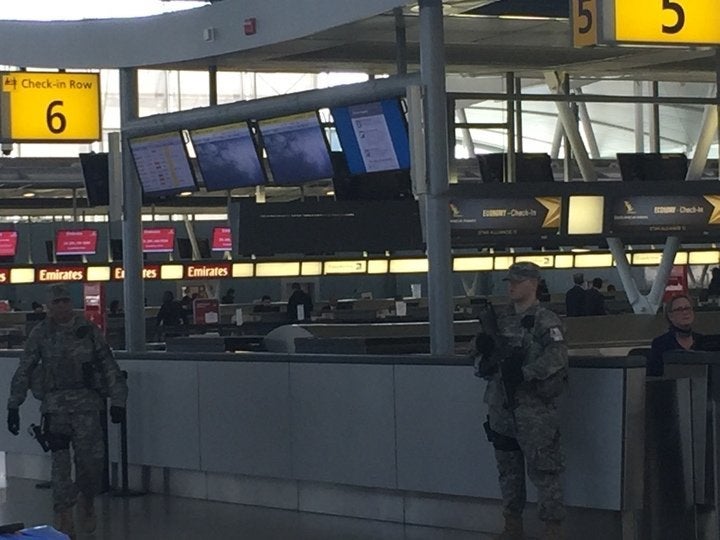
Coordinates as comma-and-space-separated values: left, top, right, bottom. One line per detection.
506, 73, 516, 182
457, 108, 475, 157
120, 68, 146, 352
515, 76, 523, 154
550, 118, 563, 159
650, 81, 661, 153
634, 81, 645, 153
419, 0, 454, 355
545, 72, 596, 182
394, 7, 408, 75
575, 88, 600, 159
608, 236, 679, 314
686, 85, 717, 181
209, 65, 218, 107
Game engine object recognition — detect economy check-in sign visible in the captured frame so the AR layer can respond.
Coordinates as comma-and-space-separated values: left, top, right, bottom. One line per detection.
449, 197, 561, 240
607, 195, 720, 236
573, 0, 720, 47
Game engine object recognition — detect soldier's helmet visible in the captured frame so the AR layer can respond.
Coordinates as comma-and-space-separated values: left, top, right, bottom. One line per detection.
503, 262, 541, 282
47, 283, 72, 302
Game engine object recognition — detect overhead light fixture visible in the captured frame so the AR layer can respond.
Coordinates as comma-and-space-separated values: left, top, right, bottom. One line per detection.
23, 192, 35, 198
179, 191, 192, 197
410, 1, 500, 15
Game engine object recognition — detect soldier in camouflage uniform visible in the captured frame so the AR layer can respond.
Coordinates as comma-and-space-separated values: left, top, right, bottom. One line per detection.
473, 263, 568, 540
6, 284, 128, 539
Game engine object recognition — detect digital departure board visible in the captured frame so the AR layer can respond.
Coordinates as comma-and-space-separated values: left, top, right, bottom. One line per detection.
129, 132, 197, 197
55, 229, 98, 256
331, 99, 410, 175
257, 112, 334, 185
189, 123, 266, 191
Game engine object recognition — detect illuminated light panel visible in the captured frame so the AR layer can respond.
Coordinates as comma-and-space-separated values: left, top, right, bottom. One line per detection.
10, 268, 34, 283
86, 266, 111, 282
674, 252, 689, 265
631, 252, 662, 266
160, 264, 184, 280
514, 255, 554, 268
555, 255, 574, 269
453, 257, 493, 272
255, 262, 301, 277
389, 258, 428, 274
324, 260, 367, 274
232, 263, 254, 278
368, 260, 389, 274
689, 251, 720, 265
568, 196, 604, 235
574, 253, 614, 268
301, 261, 322, 276
493, 256, 514, 271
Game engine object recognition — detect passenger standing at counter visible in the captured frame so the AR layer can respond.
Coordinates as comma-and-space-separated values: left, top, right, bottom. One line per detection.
474, 263, 568, 540
648, 295, 702, 377
156, 291, 187, 327
564, 273, 585, 317
6, 284, 128, 538
584, 277, 606, 316
287, 283, 313, 320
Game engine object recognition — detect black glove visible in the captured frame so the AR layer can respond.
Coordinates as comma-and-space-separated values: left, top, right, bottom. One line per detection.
501, 349, 525, 408
473, 333, 495, 356
109, 406, 125, 424
7, 408, 19, 436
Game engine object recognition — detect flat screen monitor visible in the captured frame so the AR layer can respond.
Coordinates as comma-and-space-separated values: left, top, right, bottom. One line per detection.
330, 98, 411, 175
478, 153, 555, 183
177, 238, 193, 260
143, 227, 176, 253
0, 231, 18, 257
128, 132, 198, 197
189, 123, 267, 191
79, 152, 109, 206
332, 152, 412, 200
257, 112, 334, 185
211, 227, 232, 251
617, 153, 688, 182
55, 229, 98, 256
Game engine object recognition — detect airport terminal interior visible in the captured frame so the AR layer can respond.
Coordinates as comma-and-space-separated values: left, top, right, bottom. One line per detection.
2, 0, 720, 538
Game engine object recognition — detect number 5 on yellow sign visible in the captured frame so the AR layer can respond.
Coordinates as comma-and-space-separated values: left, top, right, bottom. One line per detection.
572, 0, 598, 47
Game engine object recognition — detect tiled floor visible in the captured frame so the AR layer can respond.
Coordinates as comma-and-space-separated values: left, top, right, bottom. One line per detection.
0, 478, 495, 540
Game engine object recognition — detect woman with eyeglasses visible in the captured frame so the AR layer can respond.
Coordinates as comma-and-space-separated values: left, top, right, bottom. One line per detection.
648, 295, 701, 376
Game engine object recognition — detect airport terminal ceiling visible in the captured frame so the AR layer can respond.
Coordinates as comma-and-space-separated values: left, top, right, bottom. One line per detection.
0, 0, 718, 217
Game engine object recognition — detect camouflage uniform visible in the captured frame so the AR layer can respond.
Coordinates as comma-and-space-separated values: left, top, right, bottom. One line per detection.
8, 313, 127, 511
484, 302, 568, 523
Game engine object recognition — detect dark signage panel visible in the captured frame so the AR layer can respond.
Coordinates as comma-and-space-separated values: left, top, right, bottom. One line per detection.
236, 198, 423, 256
607, 195, 720, 236
449, 197, 561, 246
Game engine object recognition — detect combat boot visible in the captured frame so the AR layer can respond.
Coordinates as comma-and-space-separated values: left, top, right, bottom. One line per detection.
53, 508, 75, 539
541, 520, 563, 540
78, 493, 97, 534
497, 514, 524, 539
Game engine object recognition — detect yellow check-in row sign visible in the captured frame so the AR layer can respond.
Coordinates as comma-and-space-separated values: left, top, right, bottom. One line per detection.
573, 0, 720, 47
0, 71, 101, 143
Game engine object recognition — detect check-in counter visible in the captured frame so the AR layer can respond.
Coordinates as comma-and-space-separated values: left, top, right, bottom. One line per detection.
663, 351, 720, 540
0, 351, 645, 539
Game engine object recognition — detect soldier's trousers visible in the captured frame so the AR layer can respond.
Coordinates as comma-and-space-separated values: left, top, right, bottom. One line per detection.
490, 395, 566, 522
46, 412, 104, 512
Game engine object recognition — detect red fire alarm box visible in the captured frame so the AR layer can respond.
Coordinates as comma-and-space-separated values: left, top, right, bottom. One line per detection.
244, 17, 257, 35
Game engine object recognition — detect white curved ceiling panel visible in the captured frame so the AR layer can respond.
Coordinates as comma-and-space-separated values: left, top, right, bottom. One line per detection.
0, 0, 406, 69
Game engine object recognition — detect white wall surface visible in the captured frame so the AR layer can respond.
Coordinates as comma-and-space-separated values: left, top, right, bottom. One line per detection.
0, 0, 405, 69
